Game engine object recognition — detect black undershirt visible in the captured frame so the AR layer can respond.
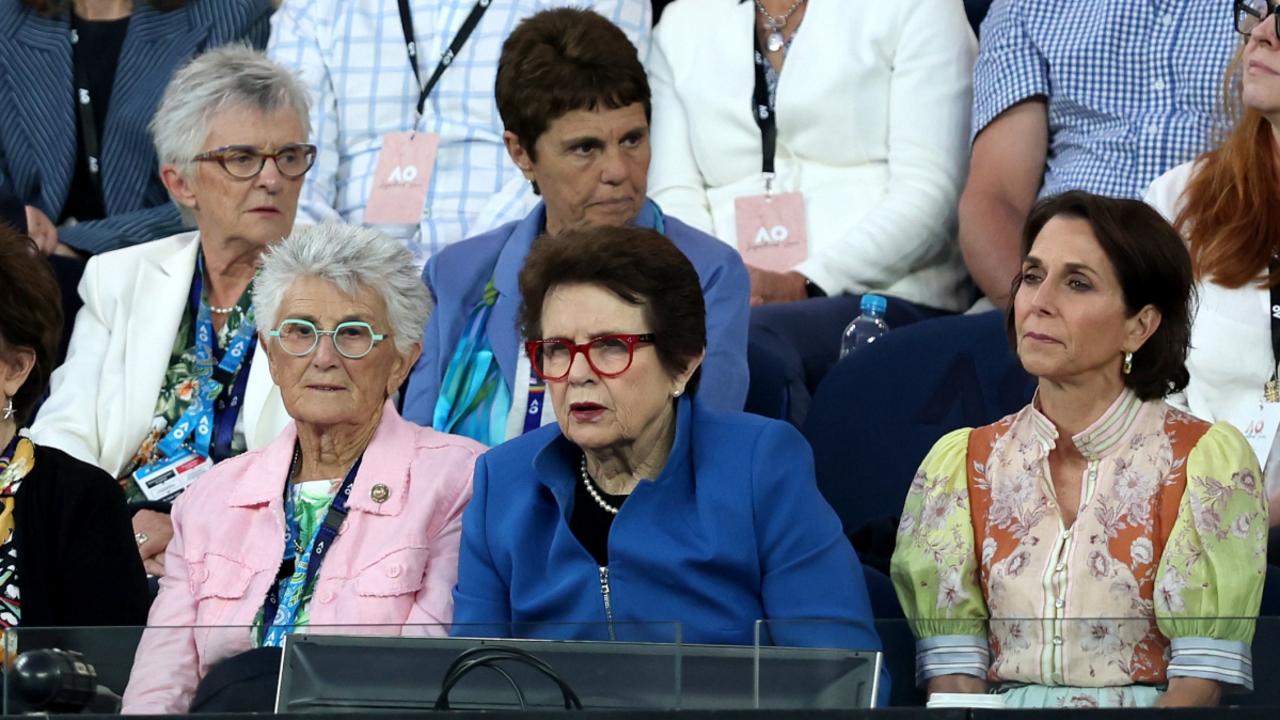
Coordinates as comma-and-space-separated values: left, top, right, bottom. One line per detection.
568, 469, 629, 567
61, 14, 130, 225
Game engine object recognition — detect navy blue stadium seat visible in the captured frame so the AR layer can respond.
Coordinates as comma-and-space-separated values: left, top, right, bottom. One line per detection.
876, 617, 926, 707
1261, 563, 1280, 617
744, 334, 805, 424
862, 564, 903, 621
802, 311, 1034, 541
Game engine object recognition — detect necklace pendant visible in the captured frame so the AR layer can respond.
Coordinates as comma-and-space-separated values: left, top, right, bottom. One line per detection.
766, 30, 785, 53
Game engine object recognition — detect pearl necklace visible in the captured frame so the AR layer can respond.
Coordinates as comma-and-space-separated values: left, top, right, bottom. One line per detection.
580, 456, 620, 515
208, 303, 240, 315
753, 0, 807, 53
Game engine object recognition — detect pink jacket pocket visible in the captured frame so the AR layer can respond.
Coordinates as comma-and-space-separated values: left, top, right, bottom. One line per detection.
355, 545, 430, 597
188, 553, 257, 601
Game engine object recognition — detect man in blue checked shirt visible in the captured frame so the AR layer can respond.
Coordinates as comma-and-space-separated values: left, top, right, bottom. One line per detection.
267, 0, 651, 267
957, 0, 1236, 308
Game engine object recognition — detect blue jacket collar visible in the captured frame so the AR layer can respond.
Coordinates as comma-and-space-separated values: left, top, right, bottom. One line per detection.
532, 394, 695, 513
492, 199, 667, 300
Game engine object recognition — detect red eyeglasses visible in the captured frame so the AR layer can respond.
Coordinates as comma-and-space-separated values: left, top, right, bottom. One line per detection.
525, 333, 657, 381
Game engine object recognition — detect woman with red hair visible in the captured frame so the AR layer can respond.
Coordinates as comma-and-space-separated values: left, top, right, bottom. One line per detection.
1145, 0, 1280, 526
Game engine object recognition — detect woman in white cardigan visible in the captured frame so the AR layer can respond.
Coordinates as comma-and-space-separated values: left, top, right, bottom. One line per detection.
1143, 3, 1280, 528
30, 48, 306, 574
647, 0, 976, 402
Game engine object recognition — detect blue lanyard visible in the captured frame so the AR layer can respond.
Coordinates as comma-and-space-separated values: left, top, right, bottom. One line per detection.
259, 452, 363, 646
155, 257, 257, 462
522, 361, 545, 435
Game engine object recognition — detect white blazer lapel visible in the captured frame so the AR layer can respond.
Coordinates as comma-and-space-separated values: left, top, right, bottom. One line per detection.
106, 234, 199, 475
244, 345, 289, 451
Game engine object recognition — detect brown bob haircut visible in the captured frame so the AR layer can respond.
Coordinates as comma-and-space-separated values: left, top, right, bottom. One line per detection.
495, 8, 650, 161
518, 225, 706, 395
1005, 191, 1194, 401
0, 224, 64, 424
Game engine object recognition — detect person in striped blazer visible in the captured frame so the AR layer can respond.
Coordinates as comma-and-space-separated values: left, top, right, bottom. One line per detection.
0, 0, 272, 259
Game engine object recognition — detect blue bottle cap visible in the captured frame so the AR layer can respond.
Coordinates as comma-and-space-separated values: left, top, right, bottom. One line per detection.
860, 294, 887, 316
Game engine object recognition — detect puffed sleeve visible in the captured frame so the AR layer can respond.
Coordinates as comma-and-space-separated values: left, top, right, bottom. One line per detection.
889, 428, 990, 686
1155, 421, 1267, 692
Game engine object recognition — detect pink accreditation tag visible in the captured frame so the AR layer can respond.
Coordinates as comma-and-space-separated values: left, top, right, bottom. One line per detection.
364, 131, 440, 225
734, 191, 809, 272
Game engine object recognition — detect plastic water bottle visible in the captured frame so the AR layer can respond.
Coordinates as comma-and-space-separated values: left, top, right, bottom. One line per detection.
838, 294, 890, 359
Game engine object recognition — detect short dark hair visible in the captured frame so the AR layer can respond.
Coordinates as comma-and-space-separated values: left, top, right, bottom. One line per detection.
1005, 191, 1194, 401
0, 224, 64, 424
495, 8, 650, 161
518, 226, 706, 394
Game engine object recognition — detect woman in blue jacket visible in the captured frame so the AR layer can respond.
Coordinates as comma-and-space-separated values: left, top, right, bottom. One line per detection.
451, 223, 881, 658
400, 8, 749, 446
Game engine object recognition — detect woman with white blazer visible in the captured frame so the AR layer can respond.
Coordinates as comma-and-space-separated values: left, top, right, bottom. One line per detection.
1143, 4, 1280, 529
648, 0, 976, 401
31, 47, 311, 575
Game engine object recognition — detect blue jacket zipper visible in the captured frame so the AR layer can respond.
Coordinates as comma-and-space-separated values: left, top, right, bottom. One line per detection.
598, 565, 616, 641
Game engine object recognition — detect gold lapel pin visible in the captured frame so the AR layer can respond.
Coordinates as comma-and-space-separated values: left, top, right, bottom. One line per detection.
370, 483, 391, 504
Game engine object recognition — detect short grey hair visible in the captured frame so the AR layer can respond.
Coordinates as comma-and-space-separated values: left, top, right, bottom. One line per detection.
254, 224, 431, 356
150, 45, 311, 179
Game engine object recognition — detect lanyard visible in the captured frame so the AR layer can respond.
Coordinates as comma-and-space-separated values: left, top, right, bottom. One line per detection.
522, 361, 545, 435
750, 31, 778, 194
70, 25, 105, 204
259, 450, 363, 646
1269, 260, 1280, 402
397, 0, 492, 119
155, 259, 256, 462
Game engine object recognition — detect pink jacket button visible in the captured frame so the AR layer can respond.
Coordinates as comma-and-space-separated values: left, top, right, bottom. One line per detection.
386, 563, 403, 579
319, 590, 335, 604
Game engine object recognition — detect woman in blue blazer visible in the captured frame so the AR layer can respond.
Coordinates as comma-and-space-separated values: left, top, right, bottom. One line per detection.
452, 224, 883, 665
400, 8, 749, 446
0, 0, 272, 257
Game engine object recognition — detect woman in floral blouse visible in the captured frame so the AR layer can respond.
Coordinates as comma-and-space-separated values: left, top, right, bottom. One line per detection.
891, 191, 1268, 709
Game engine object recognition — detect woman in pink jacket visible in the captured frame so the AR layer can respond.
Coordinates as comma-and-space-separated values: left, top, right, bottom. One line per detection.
122, 224, 483, 714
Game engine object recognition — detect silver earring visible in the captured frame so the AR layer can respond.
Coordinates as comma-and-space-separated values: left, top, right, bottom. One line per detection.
1122, 352, 1133, 376
672, 388, 683, 398
2, 398, 14, 420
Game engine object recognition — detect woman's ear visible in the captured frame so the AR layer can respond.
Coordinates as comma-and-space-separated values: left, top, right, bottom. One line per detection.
502, 131, 536, 180
672, 350, 705, 396
387, 342, 423, 397
260, 333, 282, 387
0, 347, 36, 401
160, 164, 199, 210
1123, 304, 1162, 354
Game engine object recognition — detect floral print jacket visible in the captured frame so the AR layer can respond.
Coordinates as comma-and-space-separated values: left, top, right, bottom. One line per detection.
890, 389, 1267, 691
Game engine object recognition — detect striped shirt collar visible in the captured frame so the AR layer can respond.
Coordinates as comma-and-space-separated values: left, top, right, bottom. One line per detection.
1024, 387, 1143, 461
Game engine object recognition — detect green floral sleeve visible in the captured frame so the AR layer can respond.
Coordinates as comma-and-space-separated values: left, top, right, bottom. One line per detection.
1155, 421, 1267, 691
890, 428, 989, 683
